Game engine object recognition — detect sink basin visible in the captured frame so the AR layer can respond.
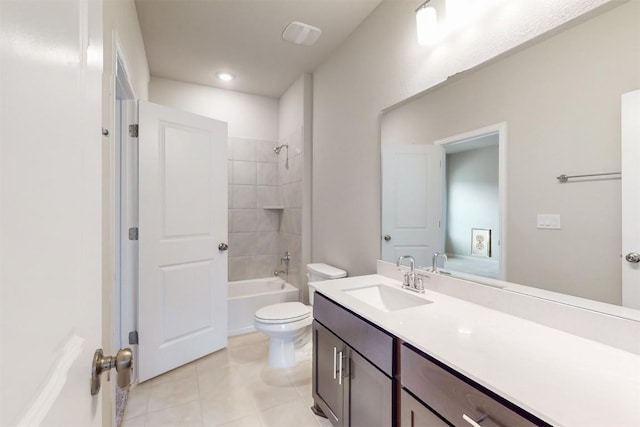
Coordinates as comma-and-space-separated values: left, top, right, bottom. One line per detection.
344, 285, 432, 312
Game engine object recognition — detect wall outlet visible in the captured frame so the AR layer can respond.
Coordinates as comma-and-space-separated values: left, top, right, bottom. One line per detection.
537, 214, 561, 229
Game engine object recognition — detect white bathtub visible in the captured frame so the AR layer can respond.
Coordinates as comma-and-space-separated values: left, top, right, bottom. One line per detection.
228, 277, 300, 336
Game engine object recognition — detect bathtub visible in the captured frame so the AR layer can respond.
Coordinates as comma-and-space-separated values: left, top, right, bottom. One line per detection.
228, 277, 299, 336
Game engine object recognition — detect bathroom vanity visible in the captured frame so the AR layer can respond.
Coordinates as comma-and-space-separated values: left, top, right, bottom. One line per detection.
310, 272, 640, 427
312, 292, 394, 426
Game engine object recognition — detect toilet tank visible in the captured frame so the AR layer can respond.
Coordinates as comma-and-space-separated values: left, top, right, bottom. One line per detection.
307, 263, 347, 305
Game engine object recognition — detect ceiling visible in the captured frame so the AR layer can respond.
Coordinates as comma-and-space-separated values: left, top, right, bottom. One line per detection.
135, 0, 383, 98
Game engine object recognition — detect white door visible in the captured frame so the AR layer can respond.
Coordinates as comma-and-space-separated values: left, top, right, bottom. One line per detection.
381, 144, 443, 267
138, 101, 228, 382
0, 0, 104, 425
622, 90, 640, 309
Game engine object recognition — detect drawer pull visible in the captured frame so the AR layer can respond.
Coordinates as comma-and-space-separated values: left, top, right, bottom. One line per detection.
333, 347, 337, 380
463, 413, 487, 427
338, 351, 344, 385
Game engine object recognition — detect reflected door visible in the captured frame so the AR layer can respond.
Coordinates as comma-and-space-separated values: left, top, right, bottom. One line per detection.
382, 144, 443, 267
622, 90, 640, 309
138, 101, 228, 381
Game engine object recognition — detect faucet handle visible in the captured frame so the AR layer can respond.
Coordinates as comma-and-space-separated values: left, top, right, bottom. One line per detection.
402, 271, 411, 287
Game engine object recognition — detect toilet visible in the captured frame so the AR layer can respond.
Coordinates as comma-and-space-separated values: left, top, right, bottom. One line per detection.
254, 263, 347, 368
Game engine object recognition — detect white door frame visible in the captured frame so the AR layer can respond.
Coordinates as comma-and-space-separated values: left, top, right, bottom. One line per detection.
115, 58, 138, 351
104, 32, 139, 424
111, 39, 139, 383
434, 122, 508, 280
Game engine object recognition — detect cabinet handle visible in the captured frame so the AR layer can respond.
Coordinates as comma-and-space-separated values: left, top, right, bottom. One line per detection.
462, 413, 487, 427
333, 347, 337, 380
338, 351, 343, 385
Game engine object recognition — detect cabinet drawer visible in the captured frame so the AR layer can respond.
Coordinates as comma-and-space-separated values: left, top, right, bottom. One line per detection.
401, 344, 548, 427
314, 292, 394, 376
401, 389, 449, 427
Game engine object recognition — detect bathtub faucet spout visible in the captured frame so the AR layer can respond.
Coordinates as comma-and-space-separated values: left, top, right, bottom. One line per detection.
274, 269, 288, 278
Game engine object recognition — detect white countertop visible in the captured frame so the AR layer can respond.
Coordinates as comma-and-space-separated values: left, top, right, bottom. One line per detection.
310, 274, 640, 427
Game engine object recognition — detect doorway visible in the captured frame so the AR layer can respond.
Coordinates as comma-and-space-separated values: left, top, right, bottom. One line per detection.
113, 52, 138, 425
435, 123, 507, 280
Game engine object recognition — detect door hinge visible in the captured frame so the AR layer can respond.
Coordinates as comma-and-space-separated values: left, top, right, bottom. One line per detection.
128, 227, 139, 240
128, 330, 139, 345
129, 124, 139, 138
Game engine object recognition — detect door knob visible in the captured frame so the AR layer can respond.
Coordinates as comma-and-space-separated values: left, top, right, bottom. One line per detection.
383, 235, 391, 242
218, 243, 229, 251
91, 348, 133, 395
625, 252, 640, 263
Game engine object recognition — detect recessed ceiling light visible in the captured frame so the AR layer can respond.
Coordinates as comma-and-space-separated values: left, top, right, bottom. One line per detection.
216, 72, 235, 82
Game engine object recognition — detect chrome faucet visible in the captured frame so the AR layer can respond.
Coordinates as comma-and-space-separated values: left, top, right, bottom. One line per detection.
431, 252, 448, 274
275, 251, 291, 279
281, 251, 291, 267
396, 255, 424, 293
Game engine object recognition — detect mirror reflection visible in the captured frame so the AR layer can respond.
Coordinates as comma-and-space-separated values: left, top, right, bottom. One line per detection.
380, 2, 639, 308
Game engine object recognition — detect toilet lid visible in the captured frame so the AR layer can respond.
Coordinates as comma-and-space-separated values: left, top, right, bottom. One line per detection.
255, 302, 311, 324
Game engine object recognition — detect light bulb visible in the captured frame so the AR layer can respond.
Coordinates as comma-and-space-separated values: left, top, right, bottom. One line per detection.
416, 5, 438, 45
216, 72, 235, 82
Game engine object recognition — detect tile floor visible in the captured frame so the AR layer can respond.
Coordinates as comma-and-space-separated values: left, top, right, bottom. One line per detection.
122, 333, 332, 427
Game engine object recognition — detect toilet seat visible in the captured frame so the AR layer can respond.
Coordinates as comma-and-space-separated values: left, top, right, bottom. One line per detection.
254, 302, 311, 324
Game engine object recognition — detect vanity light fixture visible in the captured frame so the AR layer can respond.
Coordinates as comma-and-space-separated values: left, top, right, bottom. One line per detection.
216, 72, 235, 82
416, 0, 438, 45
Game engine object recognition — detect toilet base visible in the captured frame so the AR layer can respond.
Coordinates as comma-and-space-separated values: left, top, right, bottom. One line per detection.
262, 327, 311, 368
268, 336, 296, 368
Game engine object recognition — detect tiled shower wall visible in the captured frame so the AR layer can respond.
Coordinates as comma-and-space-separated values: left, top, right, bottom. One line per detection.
278, 128, 303, 289
227, 128, 304, 290
228, 137, 281, 281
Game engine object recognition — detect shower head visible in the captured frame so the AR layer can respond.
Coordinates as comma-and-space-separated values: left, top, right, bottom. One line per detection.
273, 144, 288, 154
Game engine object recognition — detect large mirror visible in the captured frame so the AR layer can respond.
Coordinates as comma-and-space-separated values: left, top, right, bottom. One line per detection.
380, 1, 640, 312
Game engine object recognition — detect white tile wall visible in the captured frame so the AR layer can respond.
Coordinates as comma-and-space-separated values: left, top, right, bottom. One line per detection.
231, 161, 257, 185
257, 210, 280, 232
231, 185, 257, 209
231, 209, 257, 232
257, 140, 279, 163
257, 163, 278, 186
256, 232, 279, 255
276, 129, 304, 289
227, 129, 305, 285
257, 186, 280, 207
228, 137, 281, 281
229, 233, 257, 258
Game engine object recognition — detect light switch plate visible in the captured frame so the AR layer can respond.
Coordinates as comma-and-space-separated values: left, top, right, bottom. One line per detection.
537, 214, 561, 229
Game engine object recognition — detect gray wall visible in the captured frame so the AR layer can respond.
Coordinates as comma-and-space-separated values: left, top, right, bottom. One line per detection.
446, 145, 499, 259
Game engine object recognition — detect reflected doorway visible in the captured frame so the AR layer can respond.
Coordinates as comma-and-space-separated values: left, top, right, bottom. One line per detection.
435, 123, 507, 280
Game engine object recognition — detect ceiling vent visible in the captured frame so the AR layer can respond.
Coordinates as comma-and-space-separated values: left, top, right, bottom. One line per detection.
282, 21, 321, 46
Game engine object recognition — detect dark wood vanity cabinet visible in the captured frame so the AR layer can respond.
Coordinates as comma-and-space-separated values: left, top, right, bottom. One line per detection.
400, 344, 550, 427
312, 292, 550, 427
312, 292, 394, 427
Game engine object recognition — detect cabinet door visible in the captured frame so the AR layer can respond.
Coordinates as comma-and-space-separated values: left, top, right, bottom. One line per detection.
349, 350, 393, 427
313, 321, 347, 426
401, 390, 449, 427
